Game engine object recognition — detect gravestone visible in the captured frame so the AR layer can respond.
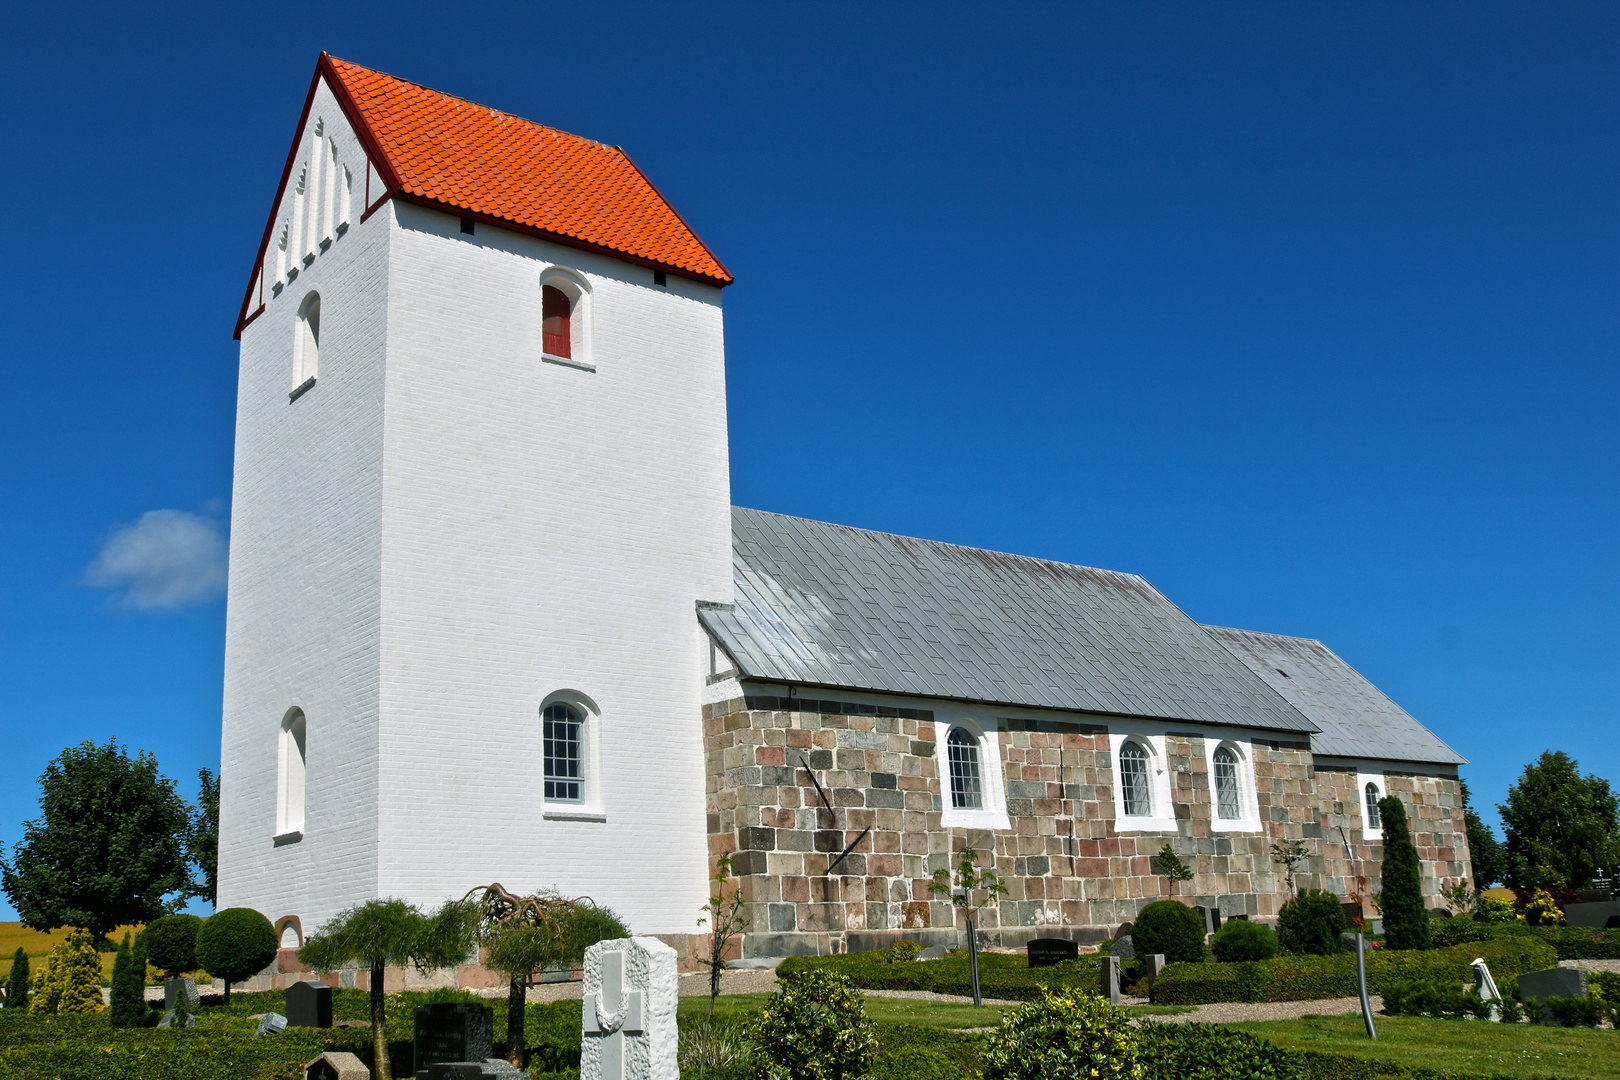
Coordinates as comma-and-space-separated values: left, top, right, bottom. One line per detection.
288, 979, 333, 1028
255, 1012, 288, 1036
1111, 934, 1135, 960
158, 1008, 197, 1028
1516, 967, 1588, 1007
1027, 938, 1079, 968
581, 936, 678, 1080
304, 1051, 369, 1080
1194, 906, 1222, 935
1144, 954, 1167, 989
917, 945, 947, 960
421, 1064, 526, 1080
1100, 955, 1122, 1006
1563, 899, 1620, 929
413, 1003, 494, 1077
164, 977, 200, 1012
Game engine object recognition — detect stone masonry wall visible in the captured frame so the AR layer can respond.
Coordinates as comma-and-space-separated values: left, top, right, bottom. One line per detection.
1315, 764, 1471, 914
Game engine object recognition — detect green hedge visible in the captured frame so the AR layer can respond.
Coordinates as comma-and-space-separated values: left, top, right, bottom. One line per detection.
1291, 1049, 1568, 1080
777, 948, 1104, 1003
1151, 937, 1557, 1005
1524, 925, 1620, 960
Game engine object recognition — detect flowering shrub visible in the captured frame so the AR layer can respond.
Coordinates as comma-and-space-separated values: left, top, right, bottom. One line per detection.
754, 969, 876, 1080
980, 989, 1142, 1080
1521, 889, 1566, 927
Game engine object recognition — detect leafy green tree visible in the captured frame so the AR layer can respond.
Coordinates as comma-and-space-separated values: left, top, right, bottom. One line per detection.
299, 898, 480, 1080
109, 932, 147, 1028
699, 852, 748, 1035
1151, 844, 1194, 895
185, 769, 219, 905
1459, 780, 1506, 888
1377, 796, 1431, 951
195, 907, 278, 1004
1498, 751, 1620, 889
0, 740, 192, 942
4, 948, 28, 1009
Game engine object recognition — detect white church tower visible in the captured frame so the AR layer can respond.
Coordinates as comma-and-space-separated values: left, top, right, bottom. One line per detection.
218, 54, 735, 942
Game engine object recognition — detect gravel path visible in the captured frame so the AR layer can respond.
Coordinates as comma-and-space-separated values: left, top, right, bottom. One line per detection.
1560, 958, 1620, 974
1137, 995, 1377, 1025
862, 988, 1023, 1007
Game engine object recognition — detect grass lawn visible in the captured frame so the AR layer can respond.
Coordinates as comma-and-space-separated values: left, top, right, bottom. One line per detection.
679, 991, 1190, 1029
1228, 1012, 1620, 1080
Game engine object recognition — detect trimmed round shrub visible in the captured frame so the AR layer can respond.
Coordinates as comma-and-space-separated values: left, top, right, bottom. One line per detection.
140, 913, 202, 977
1132, 900, 1206, 964
1277, 889, 1347, 955
195, 907, 278, 1001
1135, 1021, 1302, 1079
888, 939, 921, 963
755, 969, 876, 1080
980, 988, 1140, 1080
1210, 918, 1279, 962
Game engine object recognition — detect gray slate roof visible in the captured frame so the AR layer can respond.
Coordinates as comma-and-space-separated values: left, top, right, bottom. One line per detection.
1202, 625, 1466, 765
700, 507, 1317, 733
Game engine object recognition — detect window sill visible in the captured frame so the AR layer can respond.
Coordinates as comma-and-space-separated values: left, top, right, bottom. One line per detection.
1112, 815, 1178, 834
273, 830, 303, 847
543, 809, 607, 823
542, 353, 595, 372
940, 806, 1010, 831
289, 377, 316, 403
1208, 817, 1264, 834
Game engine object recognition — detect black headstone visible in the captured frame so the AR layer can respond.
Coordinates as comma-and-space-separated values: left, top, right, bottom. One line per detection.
1026, 937, 1080, 968
413, 1003, 494, 1077
287, 979, 333, 1028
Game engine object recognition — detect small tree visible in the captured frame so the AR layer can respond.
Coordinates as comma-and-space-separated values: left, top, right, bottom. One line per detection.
300, 899, 480, 1080
195, 907, 278, 1004
1378, 795, 1431, 951
141, 913, 202, 979
0, 740, 192, 943
5, 948, 29, 1009
1152, 844, 1194, 895
1277, 888, 1347, 955
699, 853, 749, 1031
185, 769, 219, 905
109, 932, 146, 1028
929, 846, 1008, 1007
1270, 838, 1311, 895
1498, 751, 1620, 890
29, 929, 105, 1015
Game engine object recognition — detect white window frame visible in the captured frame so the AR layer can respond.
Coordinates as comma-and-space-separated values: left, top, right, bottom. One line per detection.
538, 267, 594, 372
276, 707, 307, 840
1205, 739, 1263, 833
938, 718, 1010, 830
1110, 733, 1177, 833
541, 690, 605, 820
1356, 769, 1387, 839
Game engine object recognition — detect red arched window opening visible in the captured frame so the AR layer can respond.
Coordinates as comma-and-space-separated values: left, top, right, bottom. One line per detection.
542, 285, 572, 358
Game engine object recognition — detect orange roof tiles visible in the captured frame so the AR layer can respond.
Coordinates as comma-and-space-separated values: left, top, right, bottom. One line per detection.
325, 55, 731, 284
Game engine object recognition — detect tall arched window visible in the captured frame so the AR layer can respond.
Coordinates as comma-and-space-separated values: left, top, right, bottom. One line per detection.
542, 285, 572, 359
277, 708, 307, 836
296, 292, 321, 385
946, 727, 982, 810
1364, 782, 1382, 829
1213, 746, 1241, 820
1119, 741, 1151, 817
543, 702, 584, 802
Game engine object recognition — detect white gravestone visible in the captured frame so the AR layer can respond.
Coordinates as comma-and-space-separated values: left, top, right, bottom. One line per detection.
581, 937, 677, 1080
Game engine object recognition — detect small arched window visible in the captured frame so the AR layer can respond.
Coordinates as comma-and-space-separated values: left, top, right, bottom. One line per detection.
277, 708, 307, 836
1364, 782, 1382, 829
946, 727, 982, 810
543, 702, 584, 802
1213, 746, 1241, 820
542, 285, 572, 359
1120, 741, 1151, 817
296, 292, 321, 385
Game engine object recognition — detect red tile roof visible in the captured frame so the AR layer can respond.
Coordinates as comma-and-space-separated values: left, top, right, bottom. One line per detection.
325, 55, 731, 284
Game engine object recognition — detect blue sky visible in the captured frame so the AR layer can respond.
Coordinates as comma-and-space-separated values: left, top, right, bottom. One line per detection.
0, 2, 1614, 918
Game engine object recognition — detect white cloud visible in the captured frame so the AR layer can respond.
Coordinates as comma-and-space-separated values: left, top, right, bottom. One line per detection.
85, 509, 228, 611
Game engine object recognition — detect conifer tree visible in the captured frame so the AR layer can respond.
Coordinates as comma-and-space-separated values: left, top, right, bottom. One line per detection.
110, 932, 146, 1028
1378, 795, 1431, 950
4, 948, 28, 1009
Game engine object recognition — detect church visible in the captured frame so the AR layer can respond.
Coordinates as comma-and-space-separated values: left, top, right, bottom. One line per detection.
217, 54, 1472, 967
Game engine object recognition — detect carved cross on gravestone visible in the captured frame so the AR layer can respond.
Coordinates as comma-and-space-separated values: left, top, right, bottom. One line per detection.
581, 937, 678, 1080
584, 950, 643, 1080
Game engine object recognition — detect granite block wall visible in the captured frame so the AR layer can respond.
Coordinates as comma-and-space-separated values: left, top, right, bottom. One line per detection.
1315, 764, 1472, 913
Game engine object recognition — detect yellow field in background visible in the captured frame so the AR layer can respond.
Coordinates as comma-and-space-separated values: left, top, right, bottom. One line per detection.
0, 921, 147, 984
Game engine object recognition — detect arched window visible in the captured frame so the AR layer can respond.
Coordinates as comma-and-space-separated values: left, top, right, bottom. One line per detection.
1119, 741, 1151, 817
1364, 782, 1382, 829
542, 285, 572, 359
1213, 746, 1241, 820
543, 702, 584, 802
946, 727, 982, 810
277, 709, 307, 836
296, 292, 321, 385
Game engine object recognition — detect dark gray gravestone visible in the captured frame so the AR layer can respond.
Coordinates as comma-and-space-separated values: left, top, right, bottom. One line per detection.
288, 979, 333, 1028
1027, 938, 1080, 968
1145, 954, 1167, 989
1563, 900, 1620, 929
1194, 906, 1223, 935
1517, 967, 1588, 1006
917, 945, 947, 960
1100, 955, 1122, 1006
1112, 933, 1135, 959
164, 977, 200, 1012
255, 1012, 287, 1036
413, 1003, 494, 1078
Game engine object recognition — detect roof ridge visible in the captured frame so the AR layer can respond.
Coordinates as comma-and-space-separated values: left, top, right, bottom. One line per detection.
1202, 623, 1328, 648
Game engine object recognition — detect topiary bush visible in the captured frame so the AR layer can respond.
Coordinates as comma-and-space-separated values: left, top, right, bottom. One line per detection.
1210, 918, 1279, 962
1131, 901, 1206, 964
140, 913, 202, 978
980, 988, 1141, 1080
1134, 1021, 1304, 1079
754, 969, 876, 1080
887, 940, 921, 963
1277, 889, 1347, 955
194, 907, 278, 1004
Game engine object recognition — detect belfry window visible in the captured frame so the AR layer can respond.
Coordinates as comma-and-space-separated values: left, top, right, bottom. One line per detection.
543, 702, 583, 802
296, 293, 321, 386
277, 708, 307, 837
542, 285, 572, 359
946, 727, 982, 810
1120, 741, 1151, 817
1213, 746, 1241, 820
1364, 782, 1383, 829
